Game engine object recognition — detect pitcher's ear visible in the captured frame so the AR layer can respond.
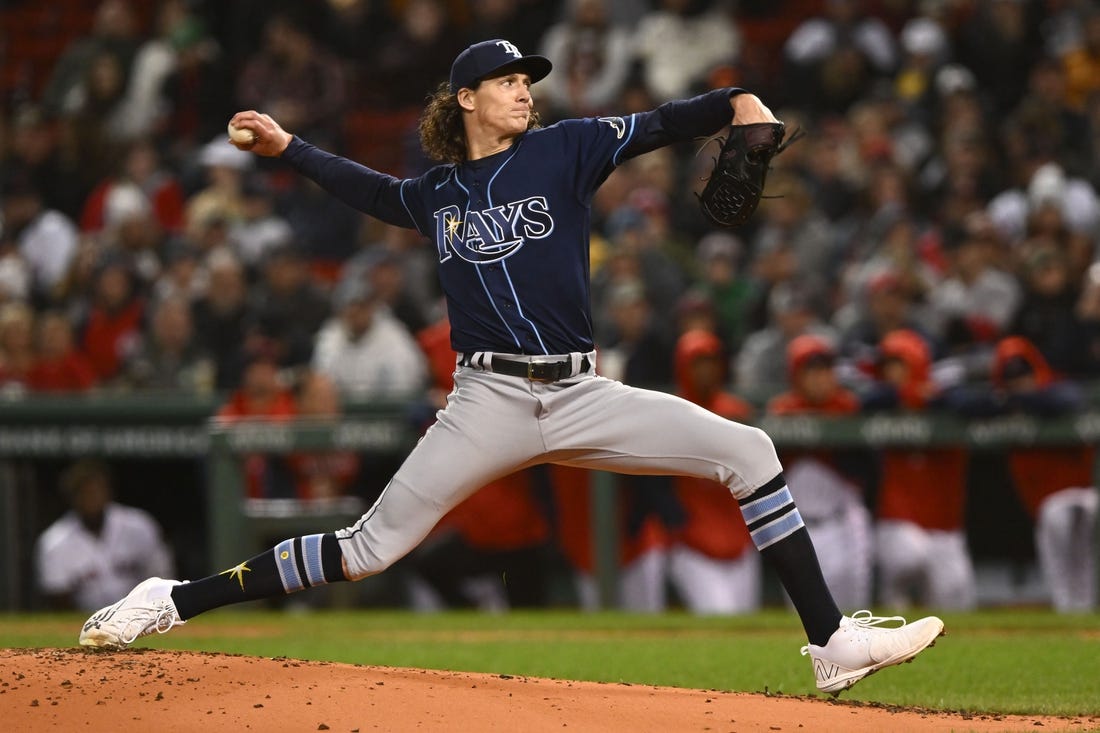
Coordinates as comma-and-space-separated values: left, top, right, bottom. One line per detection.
456, 87, 476, 112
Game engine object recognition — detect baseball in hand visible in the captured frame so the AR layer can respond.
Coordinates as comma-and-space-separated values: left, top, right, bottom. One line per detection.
227, 122, 257, 147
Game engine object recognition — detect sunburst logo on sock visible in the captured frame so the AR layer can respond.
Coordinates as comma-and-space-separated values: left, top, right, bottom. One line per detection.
219, 561, 251, 590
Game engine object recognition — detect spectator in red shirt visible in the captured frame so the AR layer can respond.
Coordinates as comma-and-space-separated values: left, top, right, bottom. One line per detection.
80, 257, 145, 382
217, 352, 298, 499
80, 140, 185, 236
864, 328, 977, 610
28, 312, 97, 392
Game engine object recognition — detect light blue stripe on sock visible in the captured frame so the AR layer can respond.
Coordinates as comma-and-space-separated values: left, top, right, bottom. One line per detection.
750, 509, 805, 550
740, 486, 794, 524
302, 534, 326, 587
274, 539, 304, 593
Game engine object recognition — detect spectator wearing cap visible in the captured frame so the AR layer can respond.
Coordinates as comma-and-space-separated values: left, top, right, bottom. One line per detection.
338, 242, 431, 336
735, 280, 836, 396
693, 232, 754, 352
862, 329, 977, 611
1, 174, 79, 303
596, 279, 675, 389
250, 243, 331, 368
229, 174, 294, 271
312, 280, 427, 399
96, 182, 165, 288
184, 135, 252, 244
27, 311, 97, 393
986, 336, 1097, 612
1020, 164, 1097, 275
837, 268, 935, 371
988, 161, 1100, 250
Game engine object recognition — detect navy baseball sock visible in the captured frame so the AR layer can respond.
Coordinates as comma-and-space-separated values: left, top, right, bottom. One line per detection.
171, 533, 347, 620
739, 474, 842, 647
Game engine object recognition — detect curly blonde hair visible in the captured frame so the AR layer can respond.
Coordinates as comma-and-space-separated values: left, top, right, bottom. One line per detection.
418, 81, 542, 164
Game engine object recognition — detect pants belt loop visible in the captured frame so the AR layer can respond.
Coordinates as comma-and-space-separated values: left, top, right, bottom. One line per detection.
569, 352, 581, 376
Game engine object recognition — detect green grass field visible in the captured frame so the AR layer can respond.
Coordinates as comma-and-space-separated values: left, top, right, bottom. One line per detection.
3, 609, 1098, 717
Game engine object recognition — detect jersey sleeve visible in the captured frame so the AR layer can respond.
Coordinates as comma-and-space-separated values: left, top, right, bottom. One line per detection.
617, 88, 742, 161
280, 137, 425, 231
560, 87, 741, 196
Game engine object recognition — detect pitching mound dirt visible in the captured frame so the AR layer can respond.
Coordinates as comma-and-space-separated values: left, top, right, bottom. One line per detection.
1, 648, 1094, 732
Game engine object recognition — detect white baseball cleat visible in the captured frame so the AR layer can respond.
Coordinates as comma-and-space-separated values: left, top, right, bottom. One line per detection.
78, 577, 186, 650
800, 610, 945, 696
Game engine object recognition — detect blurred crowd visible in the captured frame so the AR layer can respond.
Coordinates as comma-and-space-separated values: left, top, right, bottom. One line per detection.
4, 0, 1100, 612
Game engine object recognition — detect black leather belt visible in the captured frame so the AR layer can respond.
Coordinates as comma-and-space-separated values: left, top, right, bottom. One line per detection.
460, 353, 592, 383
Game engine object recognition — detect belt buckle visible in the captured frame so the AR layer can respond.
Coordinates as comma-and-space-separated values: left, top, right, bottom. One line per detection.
527, 361, 557, 383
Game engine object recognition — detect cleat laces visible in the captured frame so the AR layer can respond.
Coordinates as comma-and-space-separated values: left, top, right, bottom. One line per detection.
800, 610, 908, 657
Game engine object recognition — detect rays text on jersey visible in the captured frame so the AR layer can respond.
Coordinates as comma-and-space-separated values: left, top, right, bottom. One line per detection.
433, 196, 555, 263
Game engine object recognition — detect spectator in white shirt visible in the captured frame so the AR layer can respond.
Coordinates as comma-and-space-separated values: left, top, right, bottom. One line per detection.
1, 174, 78, 303
35, 459, 174, 611
312, 280, 427, 398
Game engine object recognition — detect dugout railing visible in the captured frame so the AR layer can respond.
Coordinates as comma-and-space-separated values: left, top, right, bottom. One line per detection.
2, 394, 1100, 610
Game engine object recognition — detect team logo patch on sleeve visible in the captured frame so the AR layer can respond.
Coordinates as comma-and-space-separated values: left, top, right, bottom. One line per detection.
598, 117, 626, 139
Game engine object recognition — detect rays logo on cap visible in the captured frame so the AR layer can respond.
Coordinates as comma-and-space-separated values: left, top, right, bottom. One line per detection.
496, 40, 522, 58
449, 39, 553, 93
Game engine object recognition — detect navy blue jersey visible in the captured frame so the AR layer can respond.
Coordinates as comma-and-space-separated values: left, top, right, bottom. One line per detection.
283, 88, 740, 354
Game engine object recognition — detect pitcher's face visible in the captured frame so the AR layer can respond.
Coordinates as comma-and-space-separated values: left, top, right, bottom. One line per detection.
468, 72, 533, 140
